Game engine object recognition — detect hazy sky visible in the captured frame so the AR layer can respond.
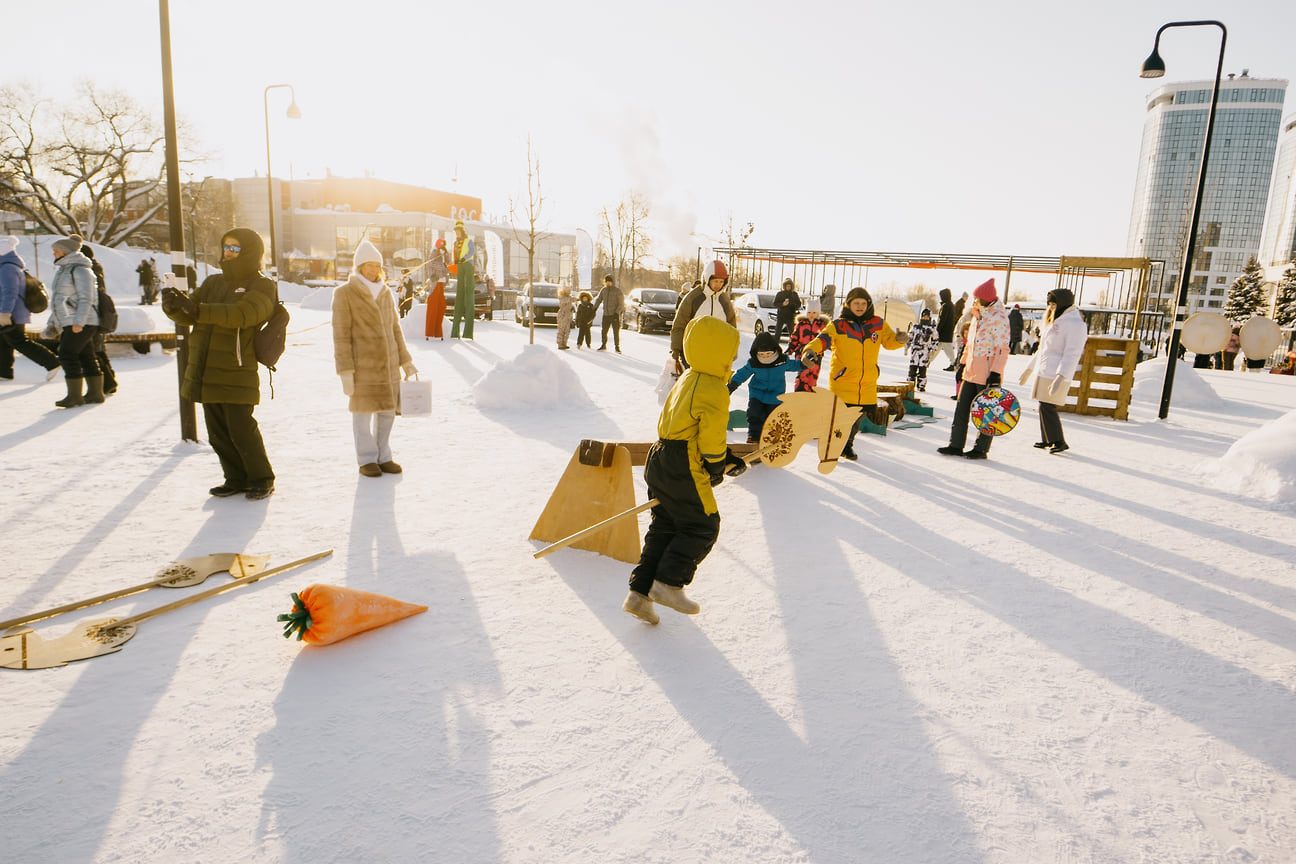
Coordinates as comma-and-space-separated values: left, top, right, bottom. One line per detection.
6, 0, 1295, 272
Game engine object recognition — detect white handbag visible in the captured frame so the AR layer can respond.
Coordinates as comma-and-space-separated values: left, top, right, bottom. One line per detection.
400, 375, 432, 417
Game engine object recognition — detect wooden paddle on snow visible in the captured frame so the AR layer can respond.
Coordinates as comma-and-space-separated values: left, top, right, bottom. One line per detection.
0, 553, 272, 632
0, 550, 332, 670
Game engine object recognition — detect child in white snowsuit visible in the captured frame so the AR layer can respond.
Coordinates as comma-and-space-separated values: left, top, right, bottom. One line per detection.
624, 316, 746, 625
728, 331, 801, 443
904, 309, 939, 391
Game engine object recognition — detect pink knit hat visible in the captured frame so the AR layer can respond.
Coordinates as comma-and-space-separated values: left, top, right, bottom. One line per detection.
972, 278, 997, 303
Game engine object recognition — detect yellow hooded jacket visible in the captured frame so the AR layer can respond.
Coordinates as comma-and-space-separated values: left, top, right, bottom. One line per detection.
805, 315, 903, 405
657, 316, 740, 514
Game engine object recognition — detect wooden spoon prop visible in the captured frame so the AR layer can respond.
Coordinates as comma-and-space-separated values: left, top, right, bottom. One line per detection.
1, 550, 331, 670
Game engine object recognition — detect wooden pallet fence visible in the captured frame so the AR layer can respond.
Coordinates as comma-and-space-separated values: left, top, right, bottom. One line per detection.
1059, 337, 1138, 421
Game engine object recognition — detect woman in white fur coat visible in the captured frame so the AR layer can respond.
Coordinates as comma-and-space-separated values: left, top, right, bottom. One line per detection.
333, 239, 417, 477
1019, 287, 1087, 454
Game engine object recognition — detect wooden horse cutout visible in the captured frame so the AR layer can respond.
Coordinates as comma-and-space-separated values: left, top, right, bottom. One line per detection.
759, 390, 864, 474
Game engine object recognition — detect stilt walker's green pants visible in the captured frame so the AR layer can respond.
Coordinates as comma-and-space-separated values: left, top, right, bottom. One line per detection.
451, 261, 475, 339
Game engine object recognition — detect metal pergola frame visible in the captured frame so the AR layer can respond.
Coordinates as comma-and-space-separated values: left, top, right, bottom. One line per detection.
710, 247, 1168, 356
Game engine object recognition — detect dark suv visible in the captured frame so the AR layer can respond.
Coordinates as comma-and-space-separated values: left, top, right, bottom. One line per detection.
442, 278, 493, 320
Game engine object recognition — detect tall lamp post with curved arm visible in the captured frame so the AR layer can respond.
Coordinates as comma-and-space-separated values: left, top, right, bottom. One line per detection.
263, 84, 301, 277
1138, 20, 1227, 420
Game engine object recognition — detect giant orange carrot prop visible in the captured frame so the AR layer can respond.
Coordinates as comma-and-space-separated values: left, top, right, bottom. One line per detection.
277, 584, 427, 646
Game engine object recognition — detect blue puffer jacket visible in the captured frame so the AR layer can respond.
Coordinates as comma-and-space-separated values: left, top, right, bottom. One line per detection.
0, 250, 30, 324
728, 332, 801, 404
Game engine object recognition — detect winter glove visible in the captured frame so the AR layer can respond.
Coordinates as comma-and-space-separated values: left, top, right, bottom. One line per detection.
985, 372, 1001, 388
723, 448, 748, 478
340, 372, 354, 396
726, 380, 738, 394
801, 349, 820, 367
0, 312, 11, 327
402, 362, 418, 379
705, 458, 726, 487
162, 287, 198, 319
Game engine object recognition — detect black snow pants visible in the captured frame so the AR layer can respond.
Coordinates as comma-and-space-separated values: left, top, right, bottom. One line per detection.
629, 439, 720, 595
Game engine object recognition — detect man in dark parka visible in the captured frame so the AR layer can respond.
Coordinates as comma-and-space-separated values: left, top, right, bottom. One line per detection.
162, 227, 277, 500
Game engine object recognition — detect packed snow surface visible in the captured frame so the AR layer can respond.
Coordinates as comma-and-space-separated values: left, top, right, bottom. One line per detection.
3, 254, 1296, 863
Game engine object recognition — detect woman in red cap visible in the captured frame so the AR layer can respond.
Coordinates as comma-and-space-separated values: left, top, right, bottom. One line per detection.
938, 278, 1009, 460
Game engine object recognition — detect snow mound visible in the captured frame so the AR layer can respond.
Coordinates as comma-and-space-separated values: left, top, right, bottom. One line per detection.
1130, 357, 1225, 413
1201, 408, 1296, 506
473, 344, 593, 410
298, 285, 336, 310
277, 281, 314, 303
113, 305, 160, 333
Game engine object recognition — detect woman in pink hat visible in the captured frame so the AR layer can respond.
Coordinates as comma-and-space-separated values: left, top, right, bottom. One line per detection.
938, 278, 1009, 460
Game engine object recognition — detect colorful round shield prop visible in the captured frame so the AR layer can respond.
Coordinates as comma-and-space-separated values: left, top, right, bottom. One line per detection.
970, 387, 1021, 436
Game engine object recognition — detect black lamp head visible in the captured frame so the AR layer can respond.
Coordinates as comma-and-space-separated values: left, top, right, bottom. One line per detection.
1140, 48, 1166, 79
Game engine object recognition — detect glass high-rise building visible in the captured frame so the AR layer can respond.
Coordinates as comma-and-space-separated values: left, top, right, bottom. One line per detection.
1258, 113, 1296, 268
1125, 71, 1287, 312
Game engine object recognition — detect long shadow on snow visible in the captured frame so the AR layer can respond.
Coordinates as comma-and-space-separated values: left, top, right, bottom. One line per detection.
0, 422, 189, 624
556, 499, 983, 863
845, 448, 1296, 781
256, 478, 501, 863
0, 488, 268, 861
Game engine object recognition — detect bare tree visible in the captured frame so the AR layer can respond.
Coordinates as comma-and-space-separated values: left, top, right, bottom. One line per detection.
508, 136, 550, 344
598, 192, 652, 289
0, 81, 199, 246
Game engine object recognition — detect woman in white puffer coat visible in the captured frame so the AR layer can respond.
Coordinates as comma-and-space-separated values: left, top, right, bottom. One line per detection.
1019, 287, 1087, 454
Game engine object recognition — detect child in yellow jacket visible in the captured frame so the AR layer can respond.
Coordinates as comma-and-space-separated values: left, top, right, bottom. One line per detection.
800, 287, 905, 460
624, 315, 747, 625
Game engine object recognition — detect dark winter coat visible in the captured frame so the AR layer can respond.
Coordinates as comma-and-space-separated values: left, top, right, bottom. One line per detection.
1009, 307, 1023, 341
0, 249, 31, 325
592, 283, 624, 320
164, 227, 275, 405
774, 286, 802, 321
575, 299, 596, 328
937, 289, 955, 342
728, 332, 801, 404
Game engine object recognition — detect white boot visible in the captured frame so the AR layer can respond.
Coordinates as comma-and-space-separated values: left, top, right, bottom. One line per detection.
622, 590, 659, 625
649, 582, 700, 615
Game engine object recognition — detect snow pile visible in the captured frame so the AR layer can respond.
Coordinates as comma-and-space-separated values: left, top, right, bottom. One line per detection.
1201, 408, 1296, 506
276, 281, 314, 303
298, 285, 336, 310
473, 343, 593, 409
1130, 356, 1225, 413
112, 305, 160, 333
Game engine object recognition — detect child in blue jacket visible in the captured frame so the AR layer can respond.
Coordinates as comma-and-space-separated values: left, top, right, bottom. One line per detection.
728, 331, 801, 443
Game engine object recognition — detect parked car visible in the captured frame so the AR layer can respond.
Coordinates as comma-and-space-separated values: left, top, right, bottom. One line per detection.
442, 278, 493, 320
516, 282, 563, 326
733, 290, 781, 334
624, 288, 679, 333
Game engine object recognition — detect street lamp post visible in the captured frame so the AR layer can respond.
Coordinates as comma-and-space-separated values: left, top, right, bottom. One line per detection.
1139, 19, 1227, 420
24, 221, 38, 281
263, 84, 301, 278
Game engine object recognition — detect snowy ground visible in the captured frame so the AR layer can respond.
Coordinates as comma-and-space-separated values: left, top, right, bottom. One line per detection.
3, 272, 1296, 863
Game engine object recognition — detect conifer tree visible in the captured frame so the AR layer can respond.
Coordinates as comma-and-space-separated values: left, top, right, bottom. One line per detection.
1274, 265, 1296, 329
1223, 257, 1267, 323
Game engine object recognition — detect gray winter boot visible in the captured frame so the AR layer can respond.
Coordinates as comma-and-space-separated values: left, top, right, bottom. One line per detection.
622, 590, 659, 625
83, 375, 106, 404
55, 376, 85, 408
648, 582, 700, 615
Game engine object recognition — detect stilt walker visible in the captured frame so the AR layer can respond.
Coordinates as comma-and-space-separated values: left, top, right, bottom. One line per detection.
450, 219, 475, 340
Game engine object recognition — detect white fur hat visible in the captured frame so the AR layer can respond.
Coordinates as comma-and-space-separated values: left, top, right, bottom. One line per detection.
0, 235, 19, 255
353, 239, 382, 269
